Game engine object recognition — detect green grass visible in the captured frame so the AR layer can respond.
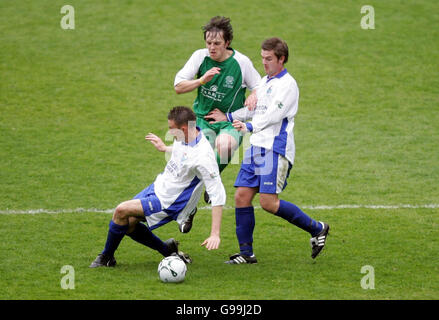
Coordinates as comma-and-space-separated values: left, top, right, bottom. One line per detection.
1, 0, 438, 299
1, 208, 437, 299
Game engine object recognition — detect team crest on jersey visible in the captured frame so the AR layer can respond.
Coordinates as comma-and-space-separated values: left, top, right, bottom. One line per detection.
181, 152, 188, 162
223, 76, 235, 88
266, 86, 272, 95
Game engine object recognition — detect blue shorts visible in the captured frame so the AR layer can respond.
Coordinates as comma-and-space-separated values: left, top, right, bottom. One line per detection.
133, 183, 202, 230
133, 184, 178, 230
234, 146, 292, 194
133, 184, 162, 214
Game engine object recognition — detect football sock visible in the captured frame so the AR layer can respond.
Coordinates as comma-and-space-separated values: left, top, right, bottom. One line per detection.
276, 200, 323, 237
102, 220, 128, 257
127, 222, 169, 256
235, 206, 255, 256
216, 152, 231, 173
218, 162, 228, 173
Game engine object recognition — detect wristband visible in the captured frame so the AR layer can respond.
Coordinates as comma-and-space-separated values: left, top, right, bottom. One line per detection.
199, 78, 206, 85
245, 122, 254, 132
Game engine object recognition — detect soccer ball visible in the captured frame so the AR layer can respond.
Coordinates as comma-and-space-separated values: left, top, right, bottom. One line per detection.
158, 255, 187, 283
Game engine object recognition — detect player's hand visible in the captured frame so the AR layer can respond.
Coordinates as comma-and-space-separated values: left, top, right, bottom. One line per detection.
205, 108, 227, 123
200, 67, 221, 85
232, 120, 247, 133
244, 90, 258, 110
145, 133, 168, 152
201, 235, 220, 250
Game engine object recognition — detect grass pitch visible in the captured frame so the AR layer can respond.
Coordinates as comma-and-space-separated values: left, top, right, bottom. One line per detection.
0, 0, 438, 300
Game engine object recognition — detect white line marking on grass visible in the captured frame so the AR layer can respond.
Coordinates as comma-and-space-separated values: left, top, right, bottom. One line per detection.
303, 204, 439, 210
0, 208, 115, 215
0, 204, 438, 215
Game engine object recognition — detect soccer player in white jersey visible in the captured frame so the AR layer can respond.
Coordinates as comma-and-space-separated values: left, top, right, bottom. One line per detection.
207, 38, 330, 264
90, 106, 226, 268
174, 16, 261, 203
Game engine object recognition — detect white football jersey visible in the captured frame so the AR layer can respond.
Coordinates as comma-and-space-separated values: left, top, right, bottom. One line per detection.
228, 69, 298, 164
153, 130, 226, 208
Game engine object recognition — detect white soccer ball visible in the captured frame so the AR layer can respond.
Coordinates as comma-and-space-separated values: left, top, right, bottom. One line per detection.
158, 255, 187, 283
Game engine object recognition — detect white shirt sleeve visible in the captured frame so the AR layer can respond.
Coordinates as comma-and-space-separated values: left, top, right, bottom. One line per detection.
243, 60, 261, 91
195, 159, 226, 207
174, 49, 208, 86
249, 81, 298, 133
233, 51, 261, 91
228, 107, 255, 122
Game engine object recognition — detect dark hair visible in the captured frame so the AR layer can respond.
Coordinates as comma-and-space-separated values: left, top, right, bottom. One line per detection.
261, 37, 289, 64
167, 106, 196, 127
203, 16, 233, 45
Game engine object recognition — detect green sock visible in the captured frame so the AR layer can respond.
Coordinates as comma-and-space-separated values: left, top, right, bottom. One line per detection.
216, 152, 229, 172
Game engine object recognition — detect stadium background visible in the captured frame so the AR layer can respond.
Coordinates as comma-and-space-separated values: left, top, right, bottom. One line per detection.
0, 0, 437, 299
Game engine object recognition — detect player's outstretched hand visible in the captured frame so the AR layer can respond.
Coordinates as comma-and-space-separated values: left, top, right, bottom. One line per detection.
200, 67, 221, 85
201, 235, 221, 250
145, 133, 168, 152
232, 120, 247, 133
205, 108, 227, 124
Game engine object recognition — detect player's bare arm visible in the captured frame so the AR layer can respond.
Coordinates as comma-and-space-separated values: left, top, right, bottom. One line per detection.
145, 133, 172, 153
244, 89, 258, 110
201, 205, 222, 250
175, 67, 221, 94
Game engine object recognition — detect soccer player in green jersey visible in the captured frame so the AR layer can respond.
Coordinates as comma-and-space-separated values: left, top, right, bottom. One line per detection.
174, 16, 261, 179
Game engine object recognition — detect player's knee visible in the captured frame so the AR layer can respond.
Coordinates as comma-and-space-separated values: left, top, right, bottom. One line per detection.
234, 192, 244, 207
113, 202, 130, 220
216, 135, 237, 156
259, 196, 278, 214
235, 190, 252, 207
216, 141, 230, 156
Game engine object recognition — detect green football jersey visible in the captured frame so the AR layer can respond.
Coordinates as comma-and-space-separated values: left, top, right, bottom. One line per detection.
175, 48, 261, 118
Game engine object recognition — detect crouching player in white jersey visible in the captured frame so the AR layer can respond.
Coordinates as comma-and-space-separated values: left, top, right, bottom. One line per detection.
90, 106, 226, 268
208, 38, 330, 264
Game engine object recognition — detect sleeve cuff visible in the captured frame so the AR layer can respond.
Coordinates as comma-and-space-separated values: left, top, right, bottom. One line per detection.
226, 112, 233, 122
245, 122, 254, 132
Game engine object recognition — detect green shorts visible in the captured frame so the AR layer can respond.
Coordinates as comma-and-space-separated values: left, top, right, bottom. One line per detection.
196, 117, 243, 148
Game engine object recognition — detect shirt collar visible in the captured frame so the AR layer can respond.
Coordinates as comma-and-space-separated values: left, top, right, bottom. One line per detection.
267, 68, 287, 83
184, 127, 202, 147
